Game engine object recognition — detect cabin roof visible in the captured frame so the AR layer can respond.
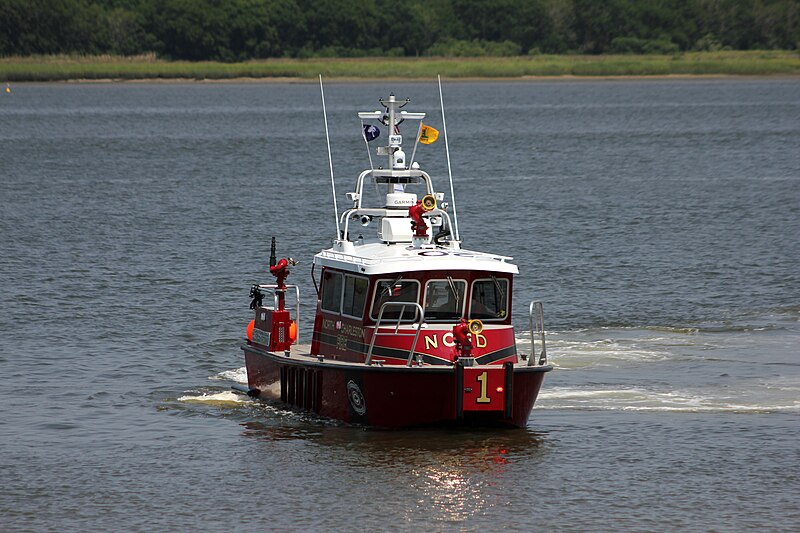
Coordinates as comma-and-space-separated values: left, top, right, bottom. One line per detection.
315, 241, 518, 276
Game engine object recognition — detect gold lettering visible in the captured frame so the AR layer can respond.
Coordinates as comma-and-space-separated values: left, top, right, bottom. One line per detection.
475, 333, 487, 348
424, 335, 438, 350
442, 332, 455, 347
476, 371, 491, 403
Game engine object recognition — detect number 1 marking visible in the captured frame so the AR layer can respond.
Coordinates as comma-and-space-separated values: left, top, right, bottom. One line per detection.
476, 371, 491, 403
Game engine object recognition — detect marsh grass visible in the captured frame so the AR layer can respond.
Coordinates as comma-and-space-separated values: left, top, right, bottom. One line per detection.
1, 51, 798, 81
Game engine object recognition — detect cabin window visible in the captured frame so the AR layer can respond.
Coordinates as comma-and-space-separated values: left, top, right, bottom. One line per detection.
470, 277, 509, 320
342, 275, 369, 318
320, 271, 343, 313
370, 279, 420, 321
424, 279, 466, 321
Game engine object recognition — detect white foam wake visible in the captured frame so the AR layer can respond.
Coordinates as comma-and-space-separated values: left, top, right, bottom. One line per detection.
516, 333, 670, 370
210, 367, 248, 384
178, 391, 247, 404
537, 386, 800, 413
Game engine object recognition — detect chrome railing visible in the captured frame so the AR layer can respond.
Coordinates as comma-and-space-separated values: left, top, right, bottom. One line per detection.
366, 302, 425, 367
528, 301, 547, 366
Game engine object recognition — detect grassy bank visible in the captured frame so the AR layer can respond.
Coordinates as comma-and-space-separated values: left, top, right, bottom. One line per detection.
2, 51, 799, 81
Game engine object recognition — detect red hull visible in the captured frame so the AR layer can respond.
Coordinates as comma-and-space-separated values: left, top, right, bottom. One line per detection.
243, 343, 551, 428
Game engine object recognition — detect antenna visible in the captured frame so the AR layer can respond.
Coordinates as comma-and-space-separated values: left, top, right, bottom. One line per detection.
438, 75, 460, 243
319, 75, 341, 238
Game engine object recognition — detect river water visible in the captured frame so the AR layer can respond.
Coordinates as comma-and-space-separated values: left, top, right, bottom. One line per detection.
1, 79, 798, 531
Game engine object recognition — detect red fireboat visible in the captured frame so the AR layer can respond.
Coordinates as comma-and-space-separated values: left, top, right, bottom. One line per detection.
237, 90, 551, 428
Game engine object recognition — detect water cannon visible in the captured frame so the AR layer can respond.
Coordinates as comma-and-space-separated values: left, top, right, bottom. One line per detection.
267, 237, 298, 295
408, 194, 437, 237
270, 257, 298, 290
453, 318, 483, 364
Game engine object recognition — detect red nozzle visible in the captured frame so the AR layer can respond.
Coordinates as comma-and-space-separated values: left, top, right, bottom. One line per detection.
270, 258, 289, 290
409, 201, 429, 237
453, 318, 473, 359
453, 318, 469, 345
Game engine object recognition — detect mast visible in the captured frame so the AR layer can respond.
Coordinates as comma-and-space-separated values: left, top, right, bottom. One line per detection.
439, 75, 460, 243
319, 75, 340, 238
387, 93, 396, 170
346, 93, 461, 250
386, 93, 397, 195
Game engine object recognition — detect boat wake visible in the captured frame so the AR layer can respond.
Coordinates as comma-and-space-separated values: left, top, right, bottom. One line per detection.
177, 390, 247, 405
537, 385, 800, 413
175, 368, 250, 404
515, 332, 674, 370
174, 369, 325, 424
518, 317, 800, 414
209, 366, 248, 384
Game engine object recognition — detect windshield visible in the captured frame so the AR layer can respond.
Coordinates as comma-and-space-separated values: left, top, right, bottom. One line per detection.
371, 279, 420, 321
424, 279, 466, 321
470, 278, 508, 320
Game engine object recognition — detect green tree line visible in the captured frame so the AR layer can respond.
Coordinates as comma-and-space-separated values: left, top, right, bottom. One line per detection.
1, 0, 798, 60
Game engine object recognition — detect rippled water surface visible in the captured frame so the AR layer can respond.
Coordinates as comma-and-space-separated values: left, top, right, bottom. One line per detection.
1, 79, 799, 531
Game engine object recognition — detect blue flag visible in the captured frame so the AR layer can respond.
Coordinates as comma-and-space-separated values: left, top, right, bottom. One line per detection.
363, 124, 380, 142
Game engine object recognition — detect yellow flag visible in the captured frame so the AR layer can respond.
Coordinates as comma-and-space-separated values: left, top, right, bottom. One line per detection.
419, 123, 439, 144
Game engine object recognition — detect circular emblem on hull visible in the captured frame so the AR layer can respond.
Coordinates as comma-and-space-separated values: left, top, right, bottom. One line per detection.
347, 380, 367, 415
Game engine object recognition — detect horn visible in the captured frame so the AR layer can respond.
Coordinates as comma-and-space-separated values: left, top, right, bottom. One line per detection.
468, 319, 483, 334
421, 194, 437, 211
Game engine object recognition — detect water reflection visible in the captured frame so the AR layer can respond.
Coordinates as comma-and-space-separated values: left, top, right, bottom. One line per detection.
168, 385, 550, 522
240, 421, 546, 453
240, 421, 550, 522
412, 462, 483, 522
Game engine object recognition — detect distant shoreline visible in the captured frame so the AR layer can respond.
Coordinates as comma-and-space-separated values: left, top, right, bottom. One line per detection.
42, 73, 798, 85
2, 51, 799, 82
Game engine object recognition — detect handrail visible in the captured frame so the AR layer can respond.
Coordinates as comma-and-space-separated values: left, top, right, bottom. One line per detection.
256, 284, 301, 343
528, 301, 547, 366
365, 302, 425, 367
339, 207, 456, 246
352, 169, 436, 209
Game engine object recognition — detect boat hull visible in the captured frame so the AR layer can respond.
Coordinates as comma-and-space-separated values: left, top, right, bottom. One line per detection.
242, 343, 551, 428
